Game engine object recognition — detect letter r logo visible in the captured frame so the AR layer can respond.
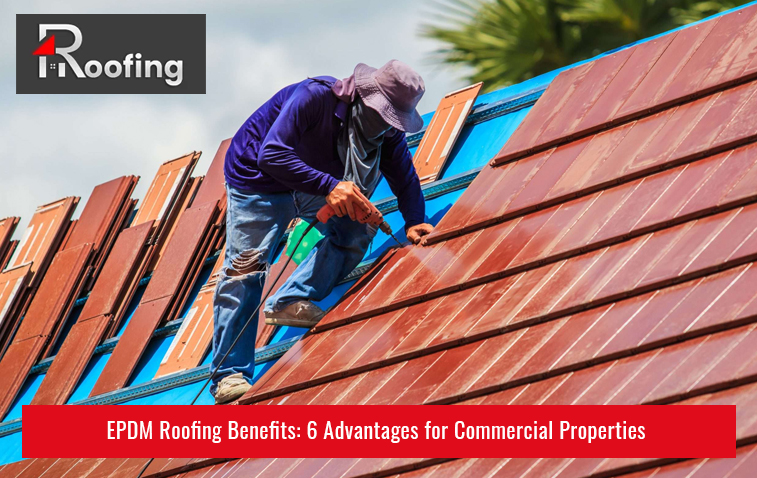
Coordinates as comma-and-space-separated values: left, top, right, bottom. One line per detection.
36, 24, 84, 78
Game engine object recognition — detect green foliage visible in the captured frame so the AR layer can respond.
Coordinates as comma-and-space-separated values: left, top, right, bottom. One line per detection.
421, 0, 750, 91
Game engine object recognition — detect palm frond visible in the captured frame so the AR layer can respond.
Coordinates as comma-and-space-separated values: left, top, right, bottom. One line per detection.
421, 0, 751, 89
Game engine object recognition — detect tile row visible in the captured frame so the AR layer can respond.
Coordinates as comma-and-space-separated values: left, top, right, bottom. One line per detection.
324, 142, 757, 324
0, 457, 150, 478
142, 458, 229, 478
320, 198, 757, 343
395, 442, 756, 478
496, 4, 757, 164
30, 441, 756, 478
0, 197, 81, 355
245, 261, 757, 403
89, 197, 221, 396
430, 77, 757, 243
248, 316, 757, 409
79, 146, 227, 399
465, 328, 757, 409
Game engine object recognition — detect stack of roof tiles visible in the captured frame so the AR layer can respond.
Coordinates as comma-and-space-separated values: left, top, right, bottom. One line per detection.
0, 144, 230, 416
0, 218, 19, 272
2, 4, 757, 477
0, 197, 80, 355
0, 178, 136, 417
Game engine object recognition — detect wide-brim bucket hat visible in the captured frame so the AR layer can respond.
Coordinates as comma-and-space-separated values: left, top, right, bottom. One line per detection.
354, 60, 425, 133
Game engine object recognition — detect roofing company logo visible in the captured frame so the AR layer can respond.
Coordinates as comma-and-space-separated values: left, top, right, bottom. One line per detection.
17, 14, 205, 94
33, 24, 183, 86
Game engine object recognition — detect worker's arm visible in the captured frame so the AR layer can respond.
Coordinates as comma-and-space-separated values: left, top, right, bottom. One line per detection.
257, 84, 340, 197
379, 130, 432, 243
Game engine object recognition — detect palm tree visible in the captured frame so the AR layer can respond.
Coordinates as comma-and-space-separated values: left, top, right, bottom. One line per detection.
421, 0, 750, 91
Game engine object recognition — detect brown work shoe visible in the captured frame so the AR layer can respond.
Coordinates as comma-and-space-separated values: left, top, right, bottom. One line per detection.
214, 373, 251, 404
264, 301, 325, 328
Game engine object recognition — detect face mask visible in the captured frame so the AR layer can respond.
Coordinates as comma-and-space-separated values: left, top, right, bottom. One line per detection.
336, 96, 389, 197
354, 97, 391, 140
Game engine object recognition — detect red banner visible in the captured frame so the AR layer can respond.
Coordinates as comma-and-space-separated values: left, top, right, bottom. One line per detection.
23, 405, 734, 458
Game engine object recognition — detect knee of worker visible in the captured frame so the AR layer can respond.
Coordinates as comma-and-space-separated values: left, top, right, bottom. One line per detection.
215, 261, 266, 322
216, 248, 268, 300
225, 248, 270, 278
328, 219, 377, 251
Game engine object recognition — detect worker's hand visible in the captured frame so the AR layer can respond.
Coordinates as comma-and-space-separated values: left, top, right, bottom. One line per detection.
326, 181, 372, 221
406, 223, 434, 245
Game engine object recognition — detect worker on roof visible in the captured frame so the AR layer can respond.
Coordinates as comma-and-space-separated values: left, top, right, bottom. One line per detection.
212, 60, 434, 404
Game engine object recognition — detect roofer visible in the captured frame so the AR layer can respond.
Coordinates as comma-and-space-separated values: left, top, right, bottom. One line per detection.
212, 60, 434, 404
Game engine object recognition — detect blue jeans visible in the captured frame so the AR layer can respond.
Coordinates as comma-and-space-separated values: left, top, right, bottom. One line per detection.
210, 184, 376, 393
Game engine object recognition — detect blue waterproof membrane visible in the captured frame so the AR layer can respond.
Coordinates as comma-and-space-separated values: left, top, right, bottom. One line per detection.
49, 305, 83, 356
126, 335, 174, 388
115, 284, 147, 336
4, 373, 44, 421
67, 352, 111, 403
176, 263, 215, 320
5, 340, 110, 419
313, 281, 353, 313
0, 432, 22, 465
441, 107, 532, 178
474, 70, 558, 105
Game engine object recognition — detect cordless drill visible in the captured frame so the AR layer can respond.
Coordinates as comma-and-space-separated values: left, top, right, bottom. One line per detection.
317, 202, 403, 247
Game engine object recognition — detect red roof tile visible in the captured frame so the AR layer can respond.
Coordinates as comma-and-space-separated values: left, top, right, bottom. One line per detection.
412, 83, 482, 184
130, 153, 198, 232
0, 218, 20, 271
5, 197, 79, 286
155, 251, 223, 378
90, 201, 220, 395
31, 221, 155, 406
191, 139, 230, 213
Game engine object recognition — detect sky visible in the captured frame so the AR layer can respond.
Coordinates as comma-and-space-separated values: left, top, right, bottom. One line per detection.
1, 0, 468, 238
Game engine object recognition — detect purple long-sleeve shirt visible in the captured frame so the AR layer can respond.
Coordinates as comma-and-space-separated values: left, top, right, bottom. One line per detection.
224, 76, 426, 230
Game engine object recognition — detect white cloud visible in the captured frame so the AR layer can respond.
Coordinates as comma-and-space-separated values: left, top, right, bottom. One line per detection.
0, 97, 210, 223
